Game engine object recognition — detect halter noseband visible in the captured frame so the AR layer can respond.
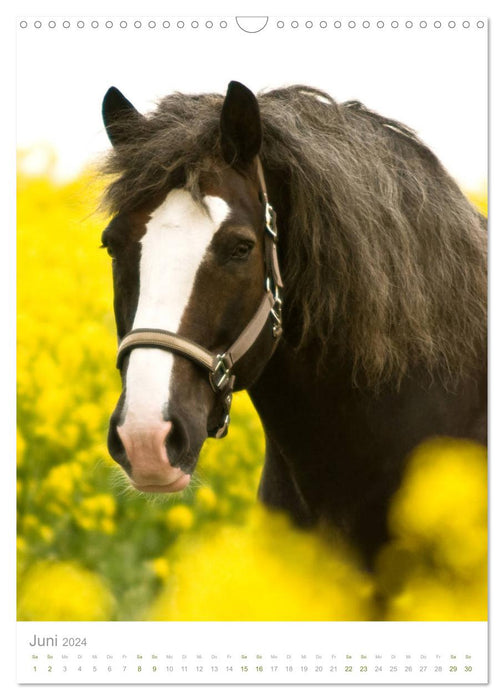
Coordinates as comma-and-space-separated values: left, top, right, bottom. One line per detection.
116, 159, 283, 439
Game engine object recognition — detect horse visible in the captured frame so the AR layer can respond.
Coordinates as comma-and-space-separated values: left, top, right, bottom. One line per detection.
100, 81, 487, 568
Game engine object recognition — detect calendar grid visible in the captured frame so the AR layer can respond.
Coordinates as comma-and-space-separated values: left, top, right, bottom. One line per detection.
17, 621, 487, 684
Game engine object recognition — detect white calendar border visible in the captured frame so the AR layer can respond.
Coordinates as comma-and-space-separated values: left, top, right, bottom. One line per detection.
4, 0, 504, 697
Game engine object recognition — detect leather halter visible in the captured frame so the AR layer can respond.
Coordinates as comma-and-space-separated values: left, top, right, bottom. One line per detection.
116, 159, 283, 439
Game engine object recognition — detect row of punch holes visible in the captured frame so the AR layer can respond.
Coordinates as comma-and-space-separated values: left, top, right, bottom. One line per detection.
18, 18, 486, 32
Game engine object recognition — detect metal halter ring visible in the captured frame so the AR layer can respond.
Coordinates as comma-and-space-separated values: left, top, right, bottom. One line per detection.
266, 277, 283, 338
264, 203, 278, 241
210, 353, 233, 393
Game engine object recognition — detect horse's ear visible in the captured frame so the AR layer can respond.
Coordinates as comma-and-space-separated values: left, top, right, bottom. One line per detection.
220, 81, 262, 166
102, 86, 143, 147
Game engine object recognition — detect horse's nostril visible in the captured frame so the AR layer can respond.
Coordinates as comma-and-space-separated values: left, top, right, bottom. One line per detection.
165, 418, 189, 472
108, 419, 129, 470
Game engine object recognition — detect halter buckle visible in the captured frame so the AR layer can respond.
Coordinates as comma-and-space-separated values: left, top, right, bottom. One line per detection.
214, 409, 230, 439
266, 277, 283, 338
211, 389, 233, 439
265, 203, 278, 241
210, 353, 233, 392
271, 302, 283, 338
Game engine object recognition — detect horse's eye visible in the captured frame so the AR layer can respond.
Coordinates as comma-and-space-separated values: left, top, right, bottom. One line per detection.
231, 241, 253, 260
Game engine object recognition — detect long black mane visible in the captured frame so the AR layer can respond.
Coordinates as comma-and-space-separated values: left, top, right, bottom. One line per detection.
101, 85, 487, 386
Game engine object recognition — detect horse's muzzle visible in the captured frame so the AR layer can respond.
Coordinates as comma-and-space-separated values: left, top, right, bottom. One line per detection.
115, 420, 191, 493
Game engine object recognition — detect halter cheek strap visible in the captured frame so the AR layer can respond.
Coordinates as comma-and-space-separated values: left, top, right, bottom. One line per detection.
116, 159, 283, 439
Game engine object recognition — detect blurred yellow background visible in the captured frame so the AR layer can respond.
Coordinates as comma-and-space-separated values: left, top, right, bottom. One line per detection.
16, 152, 487, 622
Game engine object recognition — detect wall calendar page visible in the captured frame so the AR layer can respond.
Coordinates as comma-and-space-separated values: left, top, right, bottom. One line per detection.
11, 0, 496, 693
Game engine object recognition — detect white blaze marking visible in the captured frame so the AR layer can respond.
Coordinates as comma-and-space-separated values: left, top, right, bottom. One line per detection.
121, 189, 230, 427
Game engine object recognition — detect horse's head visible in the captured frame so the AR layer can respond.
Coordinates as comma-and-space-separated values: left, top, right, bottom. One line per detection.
101, 81, 282, 493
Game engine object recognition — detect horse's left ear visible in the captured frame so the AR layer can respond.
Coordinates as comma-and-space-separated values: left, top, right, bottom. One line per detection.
220, 81, 262, 166
102, 86, 144, 147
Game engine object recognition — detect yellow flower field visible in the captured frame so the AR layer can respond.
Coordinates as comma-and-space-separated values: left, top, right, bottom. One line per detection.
16, 155, 487, 621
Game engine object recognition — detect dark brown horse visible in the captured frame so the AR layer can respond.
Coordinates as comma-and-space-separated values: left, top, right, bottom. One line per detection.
100, 81, 487, 567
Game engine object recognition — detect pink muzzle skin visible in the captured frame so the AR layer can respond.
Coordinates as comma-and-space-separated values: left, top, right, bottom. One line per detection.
116, 420, 191, 493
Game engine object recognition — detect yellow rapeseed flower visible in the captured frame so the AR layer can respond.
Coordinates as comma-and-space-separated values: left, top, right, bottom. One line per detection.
20, 514, 39, 534
18, 561, 115, 621
17, 429, 26, 464
149, 557, 171, 581
38, 525, 54, 543
165, 505, 194, 532
467, 187, 488, 216
91, 493, 117, 517
39, 462, 82, 506
101, 518, 116, 535
377, 438, 487, 620
385, 572, 487, 621
194, 486, 217, 512
74, 494, 117, 533
45, 502, 66, 517
147, 506, 373, 621
74, 514, 95, 531
388, 438, 487, 573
